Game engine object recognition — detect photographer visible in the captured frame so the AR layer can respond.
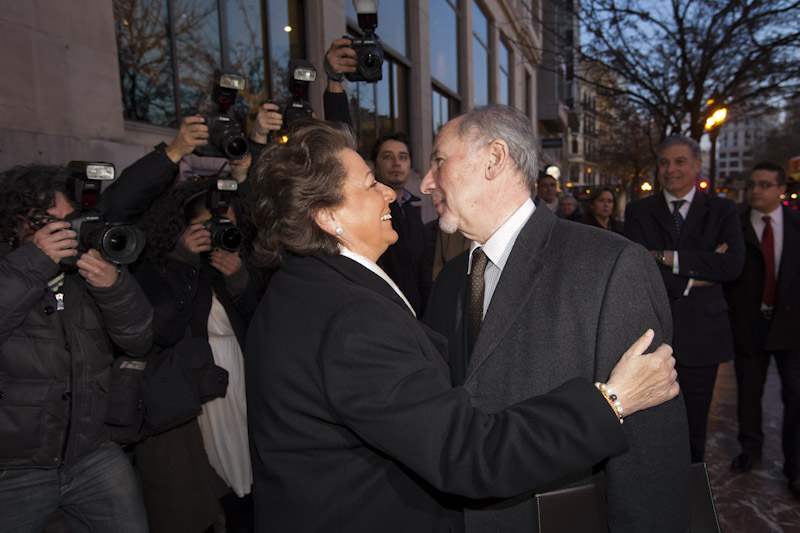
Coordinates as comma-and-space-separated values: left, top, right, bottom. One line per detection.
131, 176, 264, 533
0, 165, 153, 531
102, 115, 210, 224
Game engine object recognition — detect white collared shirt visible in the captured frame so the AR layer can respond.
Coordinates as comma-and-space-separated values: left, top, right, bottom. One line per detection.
750, 205, 784, 281
340, 246, 416, 317
466, 198, 535, 317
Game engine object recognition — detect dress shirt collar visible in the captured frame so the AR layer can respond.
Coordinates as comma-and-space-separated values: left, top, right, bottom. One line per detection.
663, 186, 697, 206
340, 246, 416, 316
467, 198, 535, 274
397, 188, 412, 206
751, 205, 783, 228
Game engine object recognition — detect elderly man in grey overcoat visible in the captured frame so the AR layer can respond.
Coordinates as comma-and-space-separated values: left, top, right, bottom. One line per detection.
422, 105, 690, 532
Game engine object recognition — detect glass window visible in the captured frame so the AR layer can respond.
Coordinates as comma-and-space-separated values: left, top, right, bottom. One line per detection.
115, 0, 176, 126
349, 59, 409, 155
174, 0, 222, 119
525, 71, 532, 119
346, 0, 406, 56
266, 0, 306, 103
225, 0, 267, 126
113, 0, 305, 128
499, 39, 510, 105
473, 3, 489, 106
432, 88, 457, 135
430, 0, 459, 93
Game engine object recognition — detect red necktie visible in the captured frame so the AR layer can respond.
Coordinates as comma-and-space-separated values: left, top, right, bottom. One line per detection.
761, 216, 776, 308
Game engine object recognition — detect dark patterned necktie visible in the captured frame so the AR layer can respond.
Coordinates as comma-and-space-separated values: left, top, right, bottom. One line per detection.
672, 200, 687, 234
467, 248, 488, 355
761, 216, 776, 308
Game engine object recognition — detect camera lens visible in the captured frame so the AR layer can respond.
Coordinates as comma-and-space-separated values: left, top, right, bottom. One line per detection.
357, 44, 383, 81
99, 224, 145, 264
363, 53, 379, 70
225, 137, 249, 159
107, 233, 128, 252
219, 226, 243, 251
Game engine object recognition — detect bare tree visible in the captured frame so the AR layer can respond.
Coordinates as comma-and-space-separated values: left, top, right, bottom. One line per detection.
595, 96, 660, 195
577, 0, 800, 141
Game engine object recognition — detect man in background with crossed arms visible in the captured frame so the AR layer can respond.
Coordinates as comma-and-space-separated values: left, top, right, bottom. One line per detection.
624, 134, 744, 463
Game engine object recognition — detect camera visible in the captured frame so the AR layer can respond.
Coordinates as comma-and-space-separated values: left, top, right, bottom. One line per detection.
194, 69, 250, 160
276, 59, 317, 131
346, 1, 383, 83
203, 178, 242, 252
61, 162, 145, 268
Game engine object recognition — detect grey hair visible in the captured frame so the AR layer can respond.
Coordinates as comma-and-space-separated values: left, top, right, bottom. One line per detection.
658, 134, 701, 161
456, 105, 539, 191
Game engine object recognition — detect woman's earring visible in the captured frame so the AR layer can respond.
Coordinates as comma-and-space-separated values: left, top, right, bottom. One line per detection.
335, 227, 344, 235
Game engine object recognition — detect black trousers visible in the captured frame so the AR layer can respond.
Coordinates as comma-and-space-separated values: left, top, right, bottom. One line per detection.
675, 362, 719, 463
734, 317, 800, 481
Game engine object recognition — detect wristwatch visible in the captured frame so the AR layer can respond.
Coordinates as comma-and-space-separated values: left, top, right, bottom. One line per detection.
655, 251, 666, 264
323, 57, 345, 82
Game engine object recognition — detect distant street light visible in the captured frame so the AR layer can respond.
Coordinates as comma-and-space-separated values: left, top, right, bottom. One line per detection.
641, 182, 653, 191
705, 103, 728, 194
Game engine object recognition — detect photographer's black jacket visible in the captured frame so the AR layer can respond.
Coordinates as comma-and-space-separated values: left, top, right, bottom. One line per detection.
102, 143, 179, 224
0, 243, 153, 469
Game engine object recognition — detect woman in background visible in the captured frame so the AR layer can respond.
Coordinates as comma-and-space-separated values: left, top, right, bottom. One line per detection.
583, 186, 624, 233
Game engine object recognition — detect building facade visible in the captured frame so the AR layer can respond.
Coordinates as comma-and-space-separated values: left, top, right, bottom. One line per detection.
1, 0, 553, 221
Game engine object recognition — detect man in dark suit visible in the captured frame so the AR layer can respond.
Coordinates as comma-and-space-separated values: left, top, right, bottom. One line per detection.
624, 134, 745, 463
422, 105, 690, 532
371, 133, 433, 315
723, 161, 800, 497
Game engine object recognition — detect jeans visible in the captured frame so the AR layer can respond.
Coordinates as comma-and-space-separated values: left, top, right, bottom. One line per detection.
0, 441, 148, 533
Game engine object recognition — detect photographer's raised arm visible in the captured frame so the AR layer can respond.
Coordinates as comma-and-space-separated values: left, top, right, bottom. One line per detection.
101, 116, 209, 224
323, 38, 356, 127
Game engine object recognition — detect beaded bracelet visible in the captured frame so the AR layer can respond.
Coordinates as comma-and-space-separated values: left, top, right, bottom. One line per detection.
595, 382, 624, 424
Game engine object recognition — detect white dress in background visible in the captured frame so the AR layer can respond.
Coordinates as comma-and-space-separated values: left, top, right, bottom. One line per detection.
197, 293, 252, 497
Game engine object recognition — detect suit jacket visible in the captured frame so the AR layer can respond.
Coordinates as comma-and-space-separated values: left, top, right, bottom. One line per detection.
425, 206, 690, 532
246, 253, 630, 532
724, 205, 800, 355
624, 190, 745, 366
377, 192, 434, 315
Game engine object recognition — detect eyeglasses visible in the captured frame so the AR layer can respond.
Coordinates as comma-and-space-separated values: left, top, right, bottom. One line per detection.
21, 214, 65, 232
745, 181, 777, 190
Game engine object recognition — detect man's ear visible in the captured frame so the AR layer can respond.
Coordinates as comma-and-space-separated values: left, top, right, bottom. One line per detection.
485, 139, 510, 181
314, 207, 339, 237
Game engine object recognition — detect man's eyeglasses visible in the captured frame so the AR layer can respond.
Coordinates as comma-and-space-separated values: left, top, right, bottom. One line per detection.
21, 214, 65, 232
745, 181, 777, 190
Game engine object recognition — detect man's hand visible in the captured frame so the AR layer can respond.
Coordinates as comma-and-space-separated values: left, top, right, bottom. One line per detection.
179, 224, 212, 254
165, 116, 209, 163
77, 249, 119, 288
31, 221, 78, 264
605, 329, 679, 417
209, 248, 243, 277
249, 103, 283, 144
325, 38, 358, 92
228, 154, 252, 183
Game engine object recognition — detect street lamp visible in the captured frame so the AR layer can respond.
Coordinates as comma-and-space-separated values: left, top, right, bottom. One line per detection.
704, 101, 727, 194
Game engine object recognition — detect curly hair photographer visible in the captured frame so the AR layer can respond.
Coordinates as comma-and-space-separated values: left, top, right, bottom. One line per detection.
0, 164, 153, 531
